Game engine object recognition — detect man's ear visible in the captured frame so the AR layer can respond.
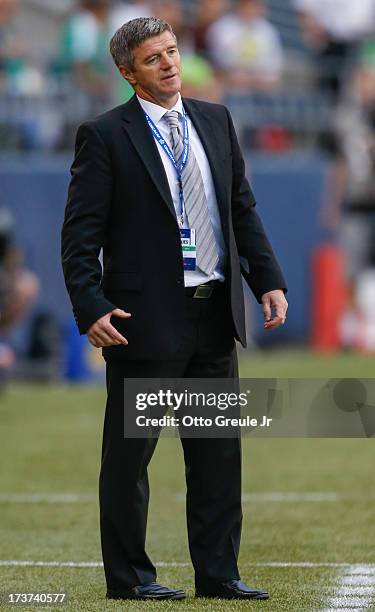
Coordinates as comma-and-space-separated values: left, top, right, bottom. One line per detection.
119, 65, 137, 86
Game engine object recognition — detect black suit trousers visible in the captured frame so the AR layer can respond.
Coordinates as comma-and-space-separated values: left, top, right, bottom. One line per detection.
99, 285, 243, 595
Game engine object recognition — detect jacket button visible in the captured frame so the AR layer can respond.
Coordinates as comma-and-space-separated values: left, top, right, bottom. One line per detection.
177, 279, 183, 285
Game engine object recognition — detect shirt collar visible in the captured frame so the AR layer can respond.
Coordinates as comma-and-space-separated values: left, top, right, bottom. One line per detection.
137, 93, 183, 125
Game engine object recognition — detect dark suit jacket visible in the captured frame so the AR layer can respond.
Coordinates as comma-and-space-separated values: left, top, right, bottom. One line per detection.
61, 94, 286, 360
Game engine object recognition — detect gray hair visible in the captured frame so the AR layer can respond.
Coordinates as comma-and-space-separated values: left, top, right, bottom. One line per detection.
110, 17, 176, 71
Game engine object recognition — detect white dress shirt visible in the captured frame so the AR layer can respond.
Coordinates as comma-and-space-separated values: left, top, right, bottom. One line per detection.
137, 93, 227, 287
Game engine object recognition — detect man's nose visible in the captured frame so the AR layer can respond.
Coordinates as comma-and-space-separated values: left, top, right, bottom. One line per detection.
160, 53, 174, 69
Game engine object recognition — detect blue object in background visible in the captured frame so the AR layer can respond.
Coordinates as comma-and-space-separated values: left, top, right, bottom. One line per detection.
246, 152, 329, 344
63, 316, 92, 382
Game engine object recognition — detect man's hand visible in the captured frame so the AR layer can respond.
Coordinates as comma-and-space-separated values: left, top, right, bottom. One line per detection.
87, 308, 131, 348
261, 289, 288, 330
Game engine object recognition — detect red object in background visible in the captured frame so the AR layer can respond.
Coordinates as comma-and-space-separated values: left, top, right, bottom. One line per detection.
311, 244, 347, 352
256, 126, 292, 152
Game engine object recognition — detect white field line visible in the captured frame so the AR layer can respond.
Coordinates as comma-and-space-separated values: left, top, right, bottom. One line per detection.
0, 561, 104, 568
1, 561, 375, 570
0, 493, 96, 503
261, 564, 375, 569
1, 491, 374, 504
345, 566, 375, 575
241, 492, 340, 502
328, 587, 375, 596
323, 565, 375, 611
176, 492, 374, 503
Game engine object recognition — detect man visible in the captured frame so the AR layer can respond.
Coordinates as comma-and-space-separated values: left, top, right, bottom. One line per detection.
0, 206, 39, 371
59, 0, 112, 106
61, 17, 287, 601
294, 0, 375, 101
206, 0, 284, 92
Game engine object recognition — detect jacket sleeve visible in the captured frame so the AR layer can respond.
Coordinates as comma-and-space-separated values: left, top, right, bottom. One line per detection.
61, 121, 116, 334
225, 107, 287, 302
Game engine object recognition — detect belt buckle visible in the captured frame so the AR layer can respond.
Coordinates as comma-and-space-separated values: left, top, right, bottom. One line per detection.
193, 284, 213, 299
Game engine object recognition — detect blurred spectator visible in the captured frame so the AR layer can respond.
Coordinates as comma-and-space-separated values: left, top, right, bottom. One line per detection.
322, 50, 375, 350
0, 207, 39, 370
59, 0, 113, 105
206, 0, 284, 91
152, 0, 224, 100
193, 0, 229, 58
152, 0, 193, 53
110, 0, 153, 31
294, 0, 375, 101
0, 0, 43, 96
181, 53, 223, 103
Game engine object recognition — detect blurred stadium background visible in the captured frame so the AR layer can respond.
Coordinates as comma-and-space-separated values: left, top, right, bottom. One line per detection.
1, 1, 375, 610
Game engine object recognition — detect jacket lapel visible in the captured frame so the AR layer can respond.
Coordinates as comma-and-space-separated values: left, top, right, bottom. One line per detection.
121, 95, 176, 220
121, 95, 229, 230
182, 98, 229, 230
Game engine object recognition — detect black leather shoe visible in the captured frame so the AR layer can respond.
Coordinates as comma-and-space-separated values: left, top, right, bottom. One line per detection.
196, 579, 269, 600
107, 582, 186, 600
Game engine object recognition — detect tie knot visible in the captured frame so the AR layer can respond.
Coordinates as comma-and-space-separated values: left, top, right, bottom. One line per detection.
164, 110, 180, 130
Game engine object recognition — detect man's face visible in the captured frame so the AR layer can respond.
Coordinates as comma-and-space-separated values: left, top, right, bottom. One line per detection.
120, 31, 182, 102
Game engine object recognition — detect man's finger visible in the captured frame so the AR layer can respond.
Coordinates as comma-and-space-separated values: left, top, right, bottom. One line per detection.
262, 298, 272, 322
274, 302, 287, 319
106, 325, 128, 345
104, 319, 128, 345
88, 336, 100, 348
89, 325, 128, 347
90, 334, 110, 347
264, 316, 285, 330
92, 330, 118, 347
111, 308, 131, 319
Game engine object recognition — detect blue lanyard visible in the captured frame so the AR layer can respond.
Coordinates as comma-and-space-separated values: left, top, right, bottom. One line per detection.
144, 109, 189, 226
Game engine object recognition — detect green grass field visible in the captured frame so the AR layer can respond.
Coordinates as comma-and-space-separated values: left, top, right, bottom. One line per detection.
0, 350, 375, 611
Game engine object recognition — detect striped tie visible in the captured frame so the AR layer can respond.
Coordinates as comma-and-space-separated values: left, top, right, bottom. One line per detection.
164, 110, 219, 276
